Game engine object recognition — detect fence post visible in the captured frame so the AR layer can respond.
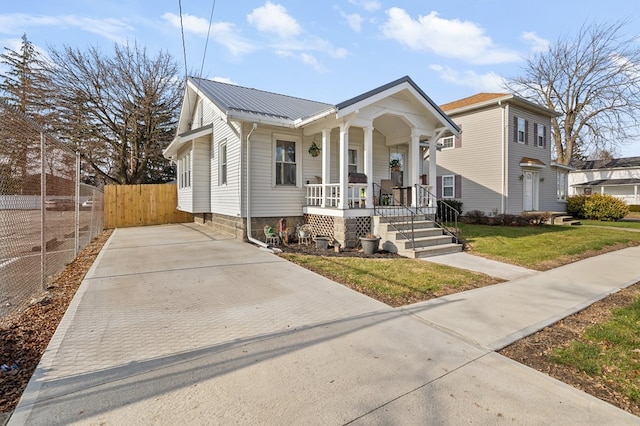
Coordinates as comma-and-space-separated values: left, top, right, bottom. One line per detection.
75, 152, 80, 257
40, 131, 46, 290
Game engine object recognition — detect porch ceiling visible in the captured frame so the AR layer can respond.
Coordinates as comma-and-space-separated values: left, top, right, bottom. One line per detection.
373, 114, 409, 143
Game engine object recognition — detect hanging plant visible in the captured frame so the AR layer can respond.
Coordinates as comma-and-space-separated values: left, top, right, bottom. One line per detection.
308, 140, 321, 157
389, 159, 401, 171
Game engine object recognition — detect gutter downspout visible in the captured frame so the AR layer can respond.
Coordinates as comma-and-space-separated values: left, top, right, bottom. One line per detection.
245, 123, 275, 250
499, 100, 506, 214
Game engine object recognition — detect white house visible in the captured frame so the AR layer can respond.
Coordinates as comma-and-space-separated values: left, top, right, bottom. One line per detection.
436, 93, 571, 215
569, 157, 640, 205
163, 76, 461, 252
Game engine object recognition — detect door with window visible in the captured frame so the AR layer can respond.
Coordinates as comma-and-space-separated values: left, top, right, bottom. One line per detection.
523, 170, 539, 211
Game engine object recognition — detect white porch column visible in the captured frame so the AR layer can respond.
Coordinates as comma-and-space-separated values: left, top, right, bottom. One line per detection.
428, 138, 437, 206
321, 128, 330, 208
339, 123, 349, 209
364, 125, 374, 208
409, 131, 420, 207
635, 184, 638, 204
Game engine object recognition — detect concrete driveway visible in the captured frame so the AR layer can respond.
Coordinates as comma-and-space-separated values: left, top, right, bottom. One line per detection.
9, 224, 639, 425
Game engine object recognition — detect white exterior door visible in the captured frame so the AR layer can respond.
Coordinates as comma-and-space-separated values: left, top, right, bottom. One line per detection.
523, 170, 539, 211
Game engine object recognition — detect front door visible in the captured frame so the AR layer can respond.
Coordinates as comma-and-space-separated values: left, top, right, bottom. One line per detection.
523, 170, 539, 211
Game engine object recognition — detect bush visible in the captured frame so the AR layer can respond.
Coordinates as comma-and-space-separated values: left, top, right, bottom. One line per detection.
566, 195, 589, 218
437, 199, 463, 221
582, 194, 629, 221
461, 210, 488, 224
630, 205, 640, 213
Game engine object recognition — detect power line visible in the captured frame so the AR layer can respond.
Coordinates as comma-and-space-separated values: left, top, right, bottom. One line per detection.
199, 0, 217, 80
178, 0, 189, 79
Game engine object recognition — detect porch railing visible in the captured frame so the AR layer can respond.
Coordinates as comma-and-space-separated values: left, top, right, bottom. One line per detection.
305, 183, 368, 208
372, 182, 416, 249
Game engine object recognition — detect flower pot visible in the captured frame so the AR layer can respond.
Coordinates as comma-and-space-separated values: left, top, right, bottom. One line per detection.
315, 236, 330, 249
360, 237, 380, 255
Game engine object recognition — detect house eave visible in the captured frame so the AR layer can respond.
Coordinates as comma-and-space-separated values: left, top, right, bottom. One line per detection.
226, 110, 297, 128
444, 95, 560, 118
163, 125, 213, 159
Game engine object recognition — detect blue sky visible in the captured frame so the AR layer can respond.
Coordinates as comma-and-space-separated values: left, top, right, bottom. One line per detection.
2, 0, 640, 156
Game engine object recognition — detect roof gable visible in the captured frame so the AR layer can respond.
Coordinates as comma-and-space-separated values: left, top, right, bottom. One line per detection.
440, 93, 509, 112
440, 92, 559, 118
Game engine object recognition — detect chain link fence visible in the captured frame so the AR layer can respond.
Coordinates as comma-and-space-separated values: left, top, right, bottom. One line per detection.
0, 101, 104, 324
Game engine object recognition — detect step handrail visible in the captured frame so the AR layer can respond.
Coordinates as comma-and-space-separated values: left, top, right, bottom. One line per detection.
372, 182, 415, 250
414, 184, 461, 244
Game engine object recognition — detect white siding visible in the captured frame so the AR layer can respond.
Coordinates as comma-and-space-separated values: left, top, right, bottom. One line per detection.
210, 118, 242, 217
192, 137, 211, 212
176, 145, 193, 212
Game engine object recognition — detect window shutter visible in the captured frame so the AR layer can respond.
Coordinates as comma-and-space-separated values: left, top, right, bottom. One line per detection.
454, 175, 462, 198
436, 176, 442, 198
543, 126, 547, 148
454, 124, 462, 148
524, 120, 529, 145
513, 116, 518, 142
533, 124, 538, 146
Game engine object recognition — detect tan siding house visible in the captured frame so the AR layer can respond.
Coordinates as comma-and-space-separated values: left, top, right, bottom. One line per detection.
437, 93, 569, 215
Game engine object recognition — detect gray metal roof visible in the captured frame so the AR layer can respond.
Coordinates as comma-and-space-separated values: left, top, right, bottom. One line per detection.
573, 156, 640, 170
188, 76, 333, 121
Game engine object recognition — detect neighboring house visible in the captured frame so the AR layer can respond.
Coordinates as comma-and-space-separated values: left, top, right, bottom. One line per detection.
163, 76, 460, 249
436, 93, 571, 215
569, 157, 640, 205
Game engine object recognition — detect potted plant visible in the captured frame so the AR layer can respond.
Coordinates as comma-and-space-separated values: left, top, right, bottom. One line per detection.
389, 159, 401, 171
360, 234, 380, 255
315, 235, 330, 249
308, 141, 321, 157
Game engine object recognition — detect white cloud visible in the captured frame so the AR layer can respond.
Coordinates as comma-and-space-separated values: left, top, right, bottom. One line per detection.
430, 64, 506, 92
300, 53, 327, 73
343, 12, 364, 32
162, 13, 255, 57
348, 0, 382, 12
247, 2, 301, 39
381, 8, 520, 65
0, 13, 132, 43
521, 31, 550, 53
212, 76, 237, 85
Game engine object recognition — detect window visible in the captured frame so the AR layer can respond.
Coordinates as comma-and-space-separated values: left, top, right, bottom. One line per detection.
348, 149, 358, 174
442, 175, 454, 198
275, 139, 297, 185
441, 135, 454, 149
220, 143, 227, 185
536, 123, 546, 147
517, 117, 526, 143
179, 151, 191, 189
556, 170, 567, 201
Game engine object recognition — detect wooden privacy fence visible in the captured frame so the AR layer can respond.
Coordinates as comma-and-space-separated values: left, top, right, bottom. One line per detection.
104, 184, 193, 229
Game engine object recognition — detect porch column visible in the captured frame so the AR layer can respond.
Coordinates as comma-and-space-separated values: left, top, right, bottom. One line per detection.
339, 123, 349, 209
321, 128, 330, 208
409, 131, 420, 207
428, 138, 437, 207
364, 125, 373, 208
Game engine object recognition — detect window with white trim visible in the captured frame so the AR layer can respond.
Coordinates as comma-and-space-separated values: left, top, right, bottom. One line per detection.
220, 142, 227, 185
517, 117, 526, 143
442, 175, 454, 198
275, 139, 297, 186
536, 123, 545, 147
441, 135, 454, 149
556, 170, 567, 201
179, 151, 191, 189
348, 149, 358, 174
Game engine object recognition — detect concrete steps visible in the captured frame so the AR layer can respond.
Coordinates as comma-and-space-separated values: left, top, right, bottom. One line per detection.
552, 215, 581, 226
374, 216, 463, 258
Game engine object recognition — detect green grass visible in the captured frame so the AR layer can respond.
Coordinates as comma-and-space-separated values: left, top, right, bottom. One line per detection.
579, 219, 640, 229
551, 296, 640, 402
460, 224, 640, 269
279, 254, 499, 306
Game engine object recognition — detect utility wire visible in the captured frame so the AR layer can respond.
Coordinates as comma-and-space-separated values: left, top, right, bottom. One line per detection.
198, 0, 217, 81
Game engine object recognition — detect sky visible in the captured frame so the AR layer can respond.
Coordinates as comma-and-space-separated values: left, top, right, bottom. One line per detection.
2, 0, 640, 156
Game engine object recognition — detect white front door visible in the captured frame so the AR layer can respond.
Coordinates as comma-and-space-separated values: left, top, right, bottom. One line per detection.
523, 170, 539, 211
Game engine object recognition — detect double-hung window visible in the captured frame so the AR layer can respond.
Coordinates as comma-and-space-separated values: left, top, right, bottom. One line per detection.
442, 175, 454, 198
179, 151, 191, 189
441, 135, 454, 149
220, 142, 227, 185
276, 139, 297, 186
517, 117, 526, 143
348, 149, 358, 174
536, 123, 545, 147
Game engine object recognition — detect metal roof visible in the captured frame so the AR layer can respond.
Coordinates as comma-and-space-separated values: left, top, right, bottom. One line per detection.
188, 76, 333, 122
572, 156, 640, 170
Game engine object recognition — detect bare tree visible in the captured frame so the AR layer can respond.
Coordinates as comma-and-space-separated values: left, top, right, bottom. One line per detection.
47, 42, 182, 184
506, 21, 640, 164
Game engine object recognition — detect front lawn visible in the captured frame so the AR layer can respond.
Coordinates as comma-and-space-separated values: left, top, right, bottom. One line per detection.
460, 224, 640, 270
579, 219, 640, 229
279, 254, 500, 307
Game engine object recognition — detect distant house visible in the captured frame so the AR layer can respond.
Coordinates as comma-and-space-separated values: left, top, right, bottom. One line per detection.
435, 93, 571, 215
163, 76, 460, 251
569, 157, 640, 206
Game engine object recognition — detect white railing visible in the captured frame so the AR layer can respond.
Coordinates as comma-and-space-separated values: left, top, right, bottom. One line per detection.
305, 183, 368, 209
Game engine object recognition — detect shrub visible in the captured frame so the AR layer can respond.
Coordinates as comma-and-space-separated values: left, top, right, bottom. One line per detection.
582, 194, 629, 221
437, 199, 463, 221
462, 210, 488, 224
630, 204, 640, 213
566, 195, 589, 218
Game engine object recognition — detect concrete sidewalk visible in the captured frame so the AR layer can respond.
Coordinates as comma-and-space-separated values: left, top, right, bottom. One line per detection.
8, 224, 640, 425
